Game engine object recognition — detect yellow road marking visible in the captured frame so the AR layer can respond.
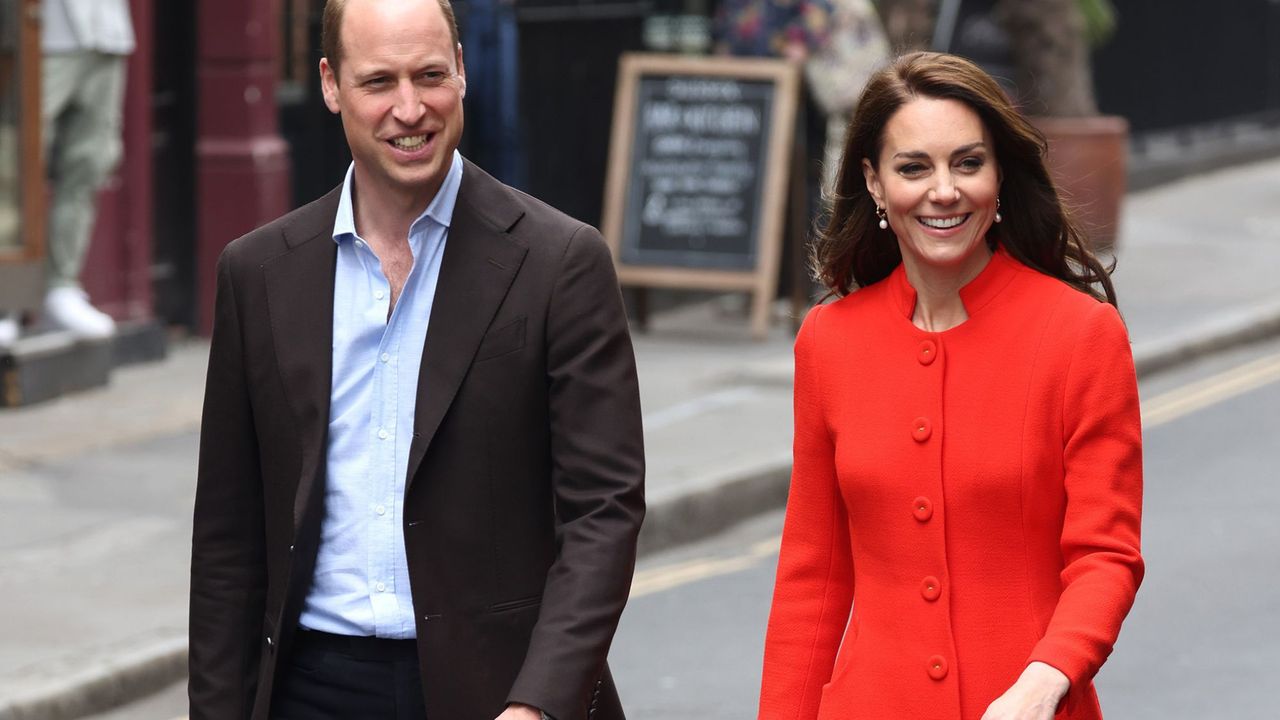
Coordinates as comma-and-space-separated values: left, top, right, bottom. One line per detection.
1142, 351, 1280, 427
631, 535, 781, 598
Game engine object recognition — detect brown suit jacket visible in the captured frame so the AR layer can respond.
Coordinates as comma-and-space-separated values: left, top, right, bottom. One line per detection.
189, 160, 645, 720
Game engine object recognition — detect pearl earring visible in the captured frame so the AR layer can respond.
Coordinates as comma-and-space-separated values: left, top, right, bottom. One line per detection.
876, 206, 888, 230
995, 197, 1002, 224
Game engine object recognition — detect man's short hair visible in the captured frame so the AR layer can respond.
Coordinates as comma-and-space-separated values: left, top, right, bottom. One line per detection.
321, 0, 460, 77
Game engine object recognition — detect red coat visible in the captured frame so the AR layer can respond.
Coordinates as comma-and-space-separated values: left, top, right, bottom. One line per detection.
759, 249, 1143, 719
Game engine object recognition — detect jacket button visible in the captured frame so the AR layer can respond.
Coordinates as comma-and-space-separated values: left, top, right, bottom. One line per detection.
912, 496, 933, 521
918, 340, 937, 366
912, 417, 932, 442
266, 635, 273, 647
927, 654, 948, 680
921, 576, 941, 601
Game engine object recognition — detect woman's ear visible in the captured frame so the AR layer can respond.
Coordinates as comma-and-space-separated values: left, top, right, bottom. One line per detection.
862, 158, 883, 206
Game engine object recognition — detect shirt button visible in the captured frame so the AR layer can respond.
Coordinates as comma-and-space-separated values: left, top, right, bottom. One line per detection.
927, 654, 949, 680
921, 576, 941, 602
913, 496, 933, 522
378, 429, 389, 440
918, 340, 937, 366
374, 290, 385, 300
380, 352, 390, 363
912, 417, 932, 442
376, 582, 386, 592
354, 240, 365, 249
375, 504, 386, 516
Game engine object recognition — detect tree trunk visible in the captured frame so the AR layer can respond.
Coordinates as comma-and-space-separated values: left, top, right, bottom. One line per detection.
995, 0, 1097, 116
877, 0, 936, 52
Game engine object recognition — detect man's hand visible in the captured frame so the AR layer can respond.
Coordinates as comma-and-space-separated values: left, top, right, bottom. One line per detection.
495, 703, 543, 720
980, 661, 1070, 720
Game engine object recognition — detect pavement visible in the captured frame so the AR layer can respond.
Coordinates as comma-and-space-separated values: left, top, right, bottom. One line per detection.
2, 155, 1280, 720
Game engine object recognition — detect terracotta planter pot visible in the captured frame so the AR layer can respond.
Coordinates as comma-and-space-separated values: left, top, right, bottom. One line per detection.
1031, 115, 1129, 253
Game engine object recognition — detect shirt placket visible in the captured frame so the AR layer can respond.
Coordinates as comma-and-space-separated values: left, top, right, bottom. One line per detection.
360, 241, 400, 635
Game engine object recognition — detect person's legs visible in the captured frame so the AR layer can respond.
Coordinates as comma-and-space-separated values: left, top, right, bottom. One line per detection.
41, 51, 125, 337
44, 51, 126, 289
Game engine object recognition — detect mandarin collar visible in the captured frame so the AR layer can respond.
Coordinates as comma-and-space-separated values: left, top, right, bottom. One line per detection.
886, 245, 1020, 323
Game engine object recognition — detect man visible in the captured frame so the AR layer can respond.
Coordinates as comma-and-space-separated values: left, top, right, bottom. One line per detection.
188, 0, 644, 718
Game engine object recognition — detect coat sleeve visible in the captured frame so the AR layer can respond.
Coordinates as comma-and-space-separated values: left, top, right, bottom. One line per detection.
758, 305, 854, 720
1027, 300, 1144, 701
505, 224, 646, 720
188, 247, 268, 719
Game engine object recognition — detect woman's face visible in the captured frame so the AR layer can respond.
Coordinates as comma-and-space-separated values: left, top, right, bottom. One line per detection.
862, 96, 1000, 279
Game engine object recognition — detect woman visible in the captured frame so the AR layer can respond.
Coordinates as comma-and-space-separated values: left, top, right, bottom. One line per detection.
758, 52, 1143, 720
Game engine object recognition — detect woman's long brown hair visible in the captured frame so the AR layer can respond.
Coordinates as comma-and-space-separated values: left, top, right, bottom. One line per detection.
814, 52, 1117, 306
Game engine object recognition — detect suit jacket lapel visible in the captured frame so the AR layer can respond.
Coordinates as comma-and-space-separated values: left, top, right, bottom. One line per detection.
406, 161, 528, 491
261, 187, 341, 534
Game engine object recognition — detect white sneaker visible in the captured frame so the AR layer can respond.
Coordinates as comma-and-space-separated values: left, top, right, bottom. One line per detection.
0, 313, 17, 348
43, 287, 116, 340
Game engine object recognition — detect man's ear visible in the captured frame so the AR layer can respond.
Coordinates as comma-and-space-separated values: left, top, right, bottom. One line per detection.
862, 157, 883, 207
319, 57, 341, 114
456, 43, 466, 99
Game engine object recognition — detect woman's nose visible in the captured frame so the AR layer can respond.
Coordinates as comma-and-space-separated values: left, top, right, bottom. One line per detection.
929, 174, 960, 204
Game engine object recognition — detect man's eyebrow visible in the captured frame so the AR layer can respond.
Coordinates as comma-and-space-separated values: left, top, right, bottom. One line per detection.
891, 142, 988, 160
351, 68, 388, 83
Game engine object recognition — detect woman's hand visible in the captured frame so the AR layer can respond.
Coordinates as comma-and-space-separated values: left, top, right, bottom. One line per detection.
980, 662, 1070, 720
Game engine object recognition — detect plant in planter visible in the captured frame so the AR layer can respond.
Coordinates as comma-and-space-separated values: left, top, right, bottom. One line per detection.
995, 0, 1127, 252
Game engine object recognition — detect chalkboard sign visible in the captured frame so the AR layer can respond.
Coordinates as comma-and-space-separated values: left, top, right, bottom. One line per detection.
622, 75, 773, 270
602, 54, 800, 338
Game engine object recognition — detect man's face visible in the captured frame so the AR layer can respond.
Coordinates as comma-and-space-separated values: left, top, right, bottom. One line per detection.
319, 0, 465, 206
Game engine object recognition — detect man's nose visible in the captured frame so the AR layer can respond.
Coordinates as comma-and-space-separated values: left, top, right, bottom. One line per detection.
391, 81, 426, 125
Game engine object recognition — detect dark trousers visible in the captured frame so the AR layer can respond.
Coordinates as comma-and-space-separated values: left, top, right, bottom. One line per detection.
271, 630, 426, 719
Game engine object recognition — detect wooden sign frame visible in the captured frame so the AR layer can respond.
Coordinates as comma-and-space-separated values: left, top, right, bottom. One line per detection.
601, 53, 801, 339
0, 0, 48, 311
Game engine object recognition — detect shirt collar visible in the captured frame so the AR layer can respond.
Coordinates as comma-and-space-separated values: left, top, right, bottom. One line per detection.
332, 150, 465, 244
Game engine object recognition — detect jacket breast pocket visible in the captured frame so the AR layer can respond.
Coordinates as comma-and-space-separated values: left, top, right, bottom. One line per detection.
476, 316, 526, 362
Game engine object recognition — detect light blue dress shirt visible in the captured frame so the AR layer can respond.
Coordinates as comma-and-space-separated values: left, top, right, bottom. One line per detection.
298, 152, 463, 639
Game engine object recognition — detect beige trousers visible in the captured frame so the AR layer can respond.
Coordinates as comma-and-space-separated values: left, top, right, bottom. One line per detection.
42, 50, 127, 289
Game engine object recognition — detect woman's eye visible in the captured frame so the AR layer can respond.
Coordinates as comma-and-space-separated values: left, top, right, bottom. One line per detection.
897, 163, 927, 176
958, 157, 985, 171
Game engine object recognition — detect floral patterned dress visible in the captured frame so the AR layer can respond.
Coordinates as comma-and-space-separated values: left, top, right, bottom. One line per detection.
713, 0, 834, 58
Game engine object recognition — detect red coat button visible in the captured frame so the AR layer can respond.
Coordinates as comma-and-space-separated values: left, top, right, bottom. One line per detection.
921, 576, 941, 601
918, 340, 937, 366
913, 496, 933, 522
927, 654, 949, 680
912, 417, 932, 442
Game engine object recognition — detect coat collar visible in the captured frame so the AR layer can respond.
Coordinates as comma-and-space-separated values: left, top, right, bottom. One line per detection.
886, 244, 1020, 324
405, 159, 528, 491
262, 187, 343, 533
